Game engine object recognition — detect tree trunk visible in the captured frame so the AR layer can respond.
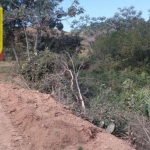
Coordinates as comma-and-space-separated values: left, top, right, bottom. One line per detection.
23, 25, 30, 58
34, 29, 40, 56
11, 38, 19, 65
75, 75, 86, 112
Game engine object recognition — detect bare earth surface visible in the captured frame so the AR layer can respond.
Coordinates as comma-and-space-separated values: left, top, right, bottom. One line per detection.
0, 62, 136, 150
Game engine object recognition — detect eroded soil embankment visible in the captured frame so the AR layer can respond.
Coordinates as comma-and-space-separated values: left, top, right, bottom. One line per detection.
0, 82, 135, 150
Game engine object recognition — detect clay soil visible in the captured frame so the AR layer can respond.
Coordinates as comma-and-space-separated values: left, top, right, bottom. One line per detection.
0, 62, 135, 150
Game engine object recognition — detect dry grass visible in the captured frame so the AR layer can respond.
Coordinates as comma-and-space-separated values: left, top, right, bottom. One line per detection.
129, 115, 150, 150
0, 61, 30, 88
0, 61, 18, 82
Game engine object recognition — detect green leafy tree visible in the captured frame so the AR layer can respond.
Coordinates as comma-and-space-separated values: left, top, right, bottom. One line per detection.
71, 6, 145, 55
92, 20, 150, 73
105, 6, 144, 32
2, 0, 84, 58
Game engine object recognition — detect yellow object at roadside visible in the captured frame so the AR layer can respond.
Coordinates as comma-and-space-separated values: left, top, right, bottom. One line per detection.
0, 7, 3, 60
0, 7, 3, 53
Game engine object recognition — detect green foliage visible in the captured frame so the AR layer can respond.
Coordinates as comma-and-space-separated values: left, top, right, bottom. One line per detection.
3, 0, 85, 58
81, 62, 150, 141
20, 51, 60, 82
121, 87, 150, 118
40, 33, 82, 54
83, 80, 128, 137
20, 50, 76, 105
3, 46, 27, 61
77, 146, 83, 150
16, 5, 150, 150
92, 21, 150, 73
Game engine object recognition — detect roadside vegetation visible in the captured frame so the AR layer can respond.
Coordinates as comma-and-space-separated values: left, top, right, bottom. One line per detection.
1, 0, 150, 149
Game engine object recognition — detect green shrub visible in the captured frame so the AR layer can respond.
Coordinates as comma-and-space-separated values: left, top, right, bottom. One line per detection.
20, 50, 83, 106
20, 50, 61, 83
77, 146, 83, 150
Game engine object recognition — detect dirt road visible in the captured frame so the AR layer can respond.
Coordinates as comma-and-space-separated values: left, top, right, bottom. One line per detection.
0, 98, 30, 150
0, 102, 17, 150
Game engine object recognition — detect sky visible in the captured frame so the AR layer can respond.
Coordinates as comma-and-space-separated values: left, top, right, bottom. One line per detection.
60, 0, 150, 31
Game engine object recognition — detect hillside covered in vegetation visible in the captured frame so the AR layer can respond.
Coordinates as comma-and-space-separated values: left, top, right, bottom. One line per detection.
1, 0, 150, 149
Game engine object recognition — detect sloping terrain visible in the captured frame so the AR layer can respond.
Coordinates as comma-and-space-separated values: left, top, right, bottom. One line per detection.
0, 62, 135, 150
0, 83, 135, 150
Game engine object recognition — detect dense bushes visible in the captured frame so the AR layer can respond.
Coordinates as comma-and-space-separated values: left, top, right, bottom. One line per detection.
20, 50, 76, 105
82, 20, 150, 149
19, 9, 150, 149
92, 22, 150, 73
20, 51, 61, 82
40, 33, 83, 54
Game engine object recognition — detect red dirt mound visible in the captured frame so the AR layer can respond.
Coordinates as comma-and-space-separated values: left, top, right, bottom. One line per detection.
0, 82, 135, 150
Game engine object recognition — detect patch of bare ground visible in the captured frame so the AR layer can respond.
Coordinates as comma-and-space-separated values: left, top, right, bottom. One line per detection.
0, 61, 18, 82
0, 61, 29, 88
0, 82, 135, 150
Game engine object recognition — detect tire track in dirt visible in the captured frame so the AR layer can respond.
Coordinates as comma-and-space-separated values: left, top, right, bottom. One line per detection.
0, 102, 22, 150
0, 104, 17, 150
